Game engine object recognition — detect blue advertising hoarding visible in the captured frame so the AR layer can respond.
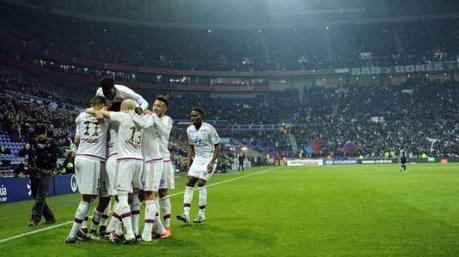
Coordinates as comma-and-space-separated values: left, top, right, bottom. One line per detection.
0, 174, 77, 204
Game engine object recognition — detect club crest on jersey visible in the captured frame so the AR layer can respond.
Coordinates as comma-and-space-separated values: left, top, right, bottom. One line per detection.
193, 138, 204, 146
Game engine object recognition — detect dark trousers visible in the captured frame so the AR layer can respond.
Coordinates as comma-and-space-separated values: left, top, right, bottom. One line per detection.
30, 173, 55, 223
238, 162, 244, 171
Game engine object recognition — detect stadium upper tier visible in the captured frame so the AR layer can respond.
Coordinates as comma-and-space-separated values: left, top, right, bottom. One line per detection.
1, 1, 459, 74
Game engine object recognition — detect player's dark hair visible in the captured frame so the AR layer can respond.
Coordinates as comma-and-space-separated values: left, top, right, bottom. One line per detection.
108, 101, 121, 112
192, 107, 204, 116
156, 95, 169, 107
90, 95, 107, 106
99, 77, 115, 91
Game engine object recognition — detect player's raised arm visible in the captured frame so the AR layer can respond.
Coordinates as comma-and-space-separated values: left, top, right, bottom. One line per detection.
94, 107, 110, 121
117, 84, 149, 110
95, 87, 104, 97
132, 112, 151, 129
155, 115, 173, 136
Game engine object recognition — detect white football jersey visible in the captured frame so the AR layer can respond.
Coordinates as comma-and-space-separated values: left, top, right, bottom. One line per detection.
96, 84, 148, 110
187, 122, 222, 159
157, 115, 173, 161
109, 111, 145, 160
107, 121, 119, 158
75, 112, 109, 160
141, 114, 162, 162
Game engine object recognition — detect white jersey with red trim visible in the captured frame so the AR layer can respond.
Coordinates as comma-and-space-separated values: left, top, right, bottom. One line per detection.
109, 111, 145, 160
141, 114, 162, 162
75, 112, 109, 160
107, 121, 119, 158
157, 115, 173, 161
187, 122, 222, 159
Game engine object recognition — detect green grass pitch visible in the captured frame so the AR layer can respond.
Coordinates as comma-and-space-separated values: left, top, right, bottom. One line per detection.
0, 163, 459, 257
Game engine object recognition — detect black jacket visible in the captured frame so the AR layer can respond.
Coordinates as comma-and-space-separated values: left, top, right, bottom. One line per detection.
19, 138, 58, 172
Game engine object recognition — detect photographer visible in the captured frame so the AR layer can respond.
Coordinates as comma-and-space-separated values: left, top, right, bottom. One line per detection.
19, 125, 57, 227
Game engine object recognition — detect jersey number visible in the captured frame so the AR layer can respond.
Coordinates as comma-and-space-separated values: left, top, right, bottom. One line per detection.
129, 127, 143, 145
83, 121, 100, 137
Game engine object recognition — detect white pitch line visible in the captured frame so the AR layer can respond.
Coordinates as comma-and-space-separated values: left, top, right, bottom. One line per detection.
170, 166, 279, 196
0, 166, 279, 244
0, 221, 72, 244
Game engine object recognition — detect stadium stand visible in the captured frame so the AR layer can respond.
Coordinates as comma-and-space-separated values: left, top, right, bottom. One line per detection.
0, 1, 457, 175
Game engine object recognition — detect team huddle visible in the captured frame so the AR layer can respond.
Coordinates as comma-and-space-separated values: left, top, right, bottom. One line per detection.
65, 78, 221, 244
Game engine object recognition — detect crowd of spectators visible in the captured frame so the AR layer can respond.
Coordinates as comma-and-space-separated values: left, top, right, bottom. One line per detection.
1, 2, 459, 72
0, 67, 92, 107
220, 80, 458, 158
1, 67, 458, 161
154, 90, 298, 125
0, 69, 246, 172
232, 130, 291, 157
291, 81, 458, 157
0, 91, 76, 146
0, 68, 297, 125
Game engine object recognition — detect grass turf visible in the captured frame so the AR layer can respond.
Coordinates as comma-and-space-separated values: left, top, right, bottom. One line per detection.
0, 163, 459, 257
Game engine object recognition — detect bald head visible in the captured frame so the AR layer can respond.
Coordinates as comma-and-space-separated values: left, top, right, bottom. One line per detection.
120, 99, 136, 112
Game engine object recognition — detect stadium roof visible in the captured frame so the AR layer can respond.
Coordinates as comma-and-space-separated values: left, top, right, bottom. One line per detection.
8, 0, 459, 29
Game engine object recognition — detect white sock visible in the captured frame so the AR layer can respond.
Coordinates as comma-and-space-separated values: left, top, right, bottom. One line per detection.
116, 192, 134, 238
90, 209, 102, 231
198, 186, 207, 216
153, 200, 165, 234
68, 201, 89, 237
184, 186, 194, 216
111, 201, 123, 236
161, 196, 171, 227
131, 194, 141, 235
142, 200, 157, 237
